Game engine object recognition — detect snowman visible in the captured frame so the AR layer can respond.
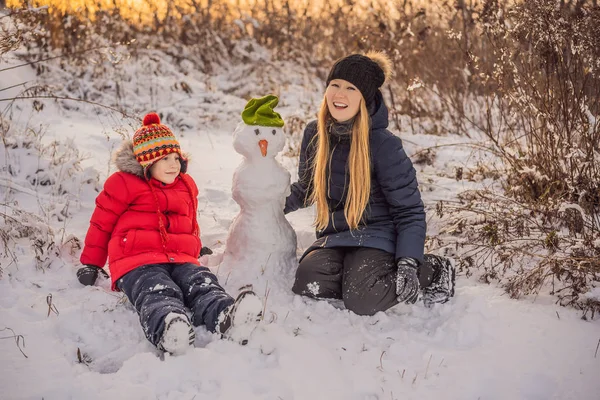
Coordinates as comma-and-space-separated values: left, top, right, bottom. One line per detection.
221, 95, 298, 294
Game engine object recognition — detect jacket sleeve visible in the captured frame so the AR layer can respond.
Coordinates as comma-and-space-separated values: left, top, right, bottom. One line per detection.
80, 173, 132, 268
284, 122, 317, 214
181, 174, 202, 248
373, 135, 426, 263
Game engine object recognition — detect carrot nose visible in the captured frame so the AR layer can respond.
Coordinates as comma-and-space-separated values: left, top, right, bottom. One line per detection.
258, 139, 268, 157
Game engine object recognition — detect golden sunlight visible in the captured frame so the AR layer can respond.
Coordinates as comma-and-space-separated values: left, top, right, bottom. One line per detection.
7, 0, 435, 23
8, 0, 167, 21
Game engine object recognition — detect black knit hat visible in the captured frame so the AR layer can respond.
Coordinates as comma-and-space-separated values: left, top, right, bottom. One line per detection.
326, 54, 386, 107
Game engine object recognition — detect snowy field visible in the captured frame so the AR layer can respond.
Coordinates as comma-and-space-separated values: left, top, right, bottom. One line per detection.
1, 47, 599, 400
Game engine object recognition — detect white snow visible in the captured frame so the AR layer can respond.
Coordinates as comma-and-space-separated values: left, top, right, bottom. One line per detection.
0, 46, 598, 400
583, 287, 600, 301
307, 282, 321, 297
225, 291, 263, 345
160, 312, 193, 355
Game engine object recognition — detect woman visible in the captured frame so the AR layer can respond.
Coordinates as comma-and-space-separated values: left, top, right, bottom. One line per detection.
285, 52, 454, 315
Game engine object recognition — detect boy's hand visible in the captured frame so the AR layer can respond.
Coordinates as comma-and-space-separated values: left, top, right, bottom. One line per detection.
200, 246, 213, 257
77, 265, 108, 286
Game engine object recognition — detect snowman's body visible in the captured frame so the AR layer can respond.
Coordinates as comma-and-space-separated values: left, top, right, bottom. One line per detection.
221, 122, 298, 286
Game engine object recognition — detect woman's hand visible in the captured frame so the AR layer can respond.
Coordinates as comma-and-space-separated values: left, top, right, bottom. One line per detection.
395, 257, 420, 304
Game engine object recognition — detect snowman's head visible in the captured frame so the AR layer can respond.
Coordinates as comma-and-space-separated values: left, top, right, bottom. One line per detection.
233, 122, 286, 160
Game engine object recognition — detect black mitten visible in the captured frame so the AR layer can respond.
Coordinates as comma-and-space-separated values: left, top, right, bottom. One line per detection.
200, 246, 213, 256
77, 265, 108, 286
395, 257, 420, 304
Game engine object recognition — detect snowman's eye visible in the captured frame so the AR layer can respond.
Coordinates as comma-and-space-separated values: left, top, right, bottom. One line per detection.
272, 129, 276, 135
254, 128, 260, 135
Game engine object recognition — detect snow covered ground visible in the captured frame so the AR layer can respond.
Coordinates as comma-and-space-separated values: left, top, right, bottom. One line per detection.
1, 48, 599, 400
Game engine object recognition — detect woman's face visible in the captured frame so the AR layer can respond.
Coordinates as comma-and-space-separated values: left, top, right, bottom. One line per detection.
325, 79, 363, 122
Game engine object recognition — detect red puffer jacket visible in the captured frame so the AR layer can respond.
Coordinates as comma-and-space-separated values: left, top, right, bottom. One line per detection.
80, 141, 201, 290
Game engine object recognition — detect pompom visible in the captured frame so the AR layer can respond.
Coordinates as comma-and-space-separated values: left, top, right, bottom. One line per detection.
365, 51, 394, 84
143, 112, 161, 126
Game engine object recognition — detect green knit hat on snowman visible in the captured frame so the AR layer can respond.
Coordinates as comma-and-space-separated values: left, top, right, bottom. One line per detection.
241, 95, 284, 127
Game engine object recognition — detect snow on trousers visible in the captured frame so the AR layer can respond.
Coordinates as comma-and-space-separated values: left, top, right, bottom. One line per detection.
292, 247, 439, 316
117, 263, 234, 346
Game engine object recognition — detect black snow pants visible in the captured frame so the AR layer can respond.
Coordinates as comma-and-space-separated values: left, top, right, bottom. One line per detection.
292, 247, 437, 316
117, 263, 234, 346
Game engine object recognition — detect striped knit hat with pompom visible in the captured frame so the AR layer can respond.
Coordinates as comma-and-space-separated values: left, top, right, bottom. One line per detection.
133, 113, 185, 171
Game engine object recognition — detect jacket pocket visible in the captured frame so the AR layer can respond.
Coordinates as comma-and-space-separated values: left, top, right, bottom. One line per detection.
122, 230, 136, 255
164, 233, 201, 258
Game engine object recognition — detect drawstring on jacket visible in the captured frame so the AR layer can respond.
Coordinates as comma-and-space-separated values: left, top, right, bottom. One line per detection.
147, 175, 200, 254
148, 182, 169, 252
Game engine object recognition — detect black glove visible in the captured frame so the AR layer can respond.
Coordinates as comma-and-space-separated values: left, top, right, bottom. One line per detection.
77, 265, 108, 286
395, 257, 420, 304
200, 246, 213, 256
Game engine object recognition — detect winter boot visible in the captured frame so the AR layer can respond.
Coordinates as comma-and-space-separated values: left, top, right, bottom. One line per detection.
422, 255, 456, 307
157, 312, 195, 355
217, 285, 263, 345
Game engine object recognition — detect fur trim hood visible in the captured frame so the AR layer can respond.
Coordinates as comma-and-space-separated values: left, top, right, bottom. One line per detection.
114, 141, 144, 178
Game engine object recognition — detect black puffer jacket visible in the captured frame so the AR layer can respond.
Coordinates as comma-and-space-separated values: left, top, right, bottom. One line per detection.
284, 91, 426, 263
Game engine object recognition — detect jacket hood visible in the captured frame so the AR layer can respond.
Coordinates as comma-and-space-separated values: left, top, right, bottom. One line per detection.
369, 90, 389, 131
114, 141, 145, 178
326, 91, 389, 144
113, 140, 189, 179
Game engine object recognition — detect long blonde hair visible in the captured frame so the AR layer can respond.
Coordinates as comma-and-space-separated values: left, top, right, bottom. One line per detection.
310, 98, 371, 231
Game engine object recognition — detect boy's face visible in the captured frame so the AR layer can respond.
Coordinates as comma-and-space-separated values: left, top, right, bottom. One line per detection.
149, 152, 181, 184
